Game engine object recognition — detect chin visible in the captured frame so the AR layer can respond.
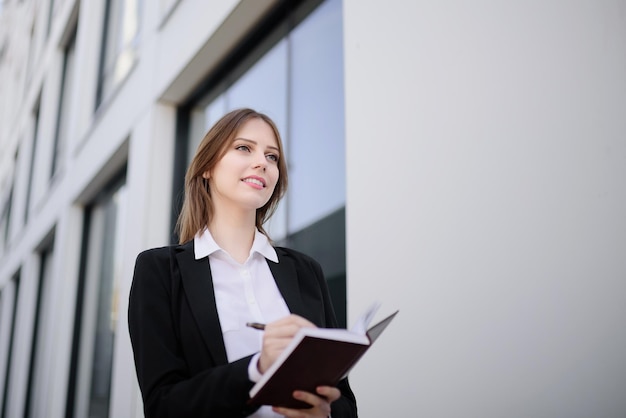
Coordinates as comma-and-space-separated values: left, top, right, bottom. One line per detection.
241, 198, 271, 211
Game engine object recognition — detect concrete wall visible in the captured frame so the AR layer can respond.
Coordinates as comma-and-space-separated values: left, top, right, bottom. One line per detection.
344, 1, 626, 417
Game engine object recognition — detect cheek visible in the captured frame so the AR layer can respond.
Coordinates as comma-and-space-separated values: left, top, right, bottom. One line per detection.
269, 168, 280, 188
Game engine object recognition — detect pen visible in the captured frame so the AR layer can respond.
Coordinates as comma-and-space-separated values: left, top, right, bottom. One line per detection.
246, 322, 266, 330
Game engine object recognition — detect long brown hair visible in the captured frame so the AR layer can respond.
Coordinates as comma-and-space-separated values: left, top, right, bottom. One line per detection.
176, 108, 288, 244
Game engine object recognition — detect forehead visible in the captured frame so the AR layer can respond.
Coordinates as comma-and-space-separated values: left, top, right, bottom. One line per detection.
235, 118, 279, 148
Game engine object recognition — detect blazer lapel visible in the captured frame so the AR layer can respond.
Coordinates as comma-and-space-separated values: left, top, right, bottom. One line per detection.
268, 250, 306, 317
175, 244, 308, 365
175, 243, 228, 365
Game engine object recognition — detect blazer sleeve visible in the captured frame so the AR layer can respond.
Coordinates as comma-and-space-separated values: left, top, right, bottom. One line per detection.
128, 248, 260, 418
284, 249, 358, 418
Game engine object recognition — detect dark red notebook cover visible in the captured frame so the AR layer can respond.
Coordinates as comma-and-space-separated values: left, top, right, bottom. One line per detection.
248, 310, 398, 408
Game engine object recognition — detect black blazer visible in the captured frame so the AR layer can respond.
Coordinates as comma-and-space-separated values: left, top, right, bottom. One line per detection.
128, 240, 358, 418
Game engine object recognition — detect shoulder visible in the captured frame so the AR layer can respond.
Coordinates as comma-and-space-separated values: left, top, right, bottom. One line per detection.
136, 245, 171, 258
134, 241, 193, 270
274, 246, 317, 264
135, 245, 173, 263
274, 246, 323, 274
136, 241, 193, 260
131, 243, 192, 292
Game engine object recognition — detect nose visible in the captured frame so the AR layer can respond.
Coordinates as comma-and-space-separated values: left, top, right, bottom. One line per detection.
253, 152, 267, 171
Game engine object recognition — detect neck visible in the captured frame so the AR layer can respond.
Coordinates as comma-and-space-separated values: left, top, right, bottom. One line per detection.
208, 208, 257, 264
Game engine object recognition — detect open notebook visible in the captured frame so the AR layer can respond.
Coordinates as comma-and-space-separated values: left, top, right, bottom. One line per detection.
248, 302, 399, 408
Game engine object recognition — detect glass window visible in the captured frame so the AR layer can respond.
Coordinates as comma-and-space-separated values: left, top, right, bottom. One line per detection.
182, 0, 347, 325
0, 187, 12, 256
96, 0, 142, 107
0, 210, 6, 256
24, 245, 55, 418
68, 175, 127, 418
288, 0, 345, 233
25, 23, 36, 84
188, 0, 343, 240
46, 0, 56, 37
0, 288, 5, 405
1, 272, 20, 418
51, 28, 77, 178
1, 151, 17, 251
25, 101, 41, 224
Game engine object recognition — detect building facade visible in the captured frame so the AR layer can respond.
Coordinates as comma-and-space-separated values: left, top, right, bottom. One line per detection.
1, 0, 626, 417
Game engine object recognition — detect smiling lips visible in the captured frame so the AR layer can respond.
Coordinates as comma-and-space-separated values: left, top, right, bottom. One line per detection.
242, 176, 266, 189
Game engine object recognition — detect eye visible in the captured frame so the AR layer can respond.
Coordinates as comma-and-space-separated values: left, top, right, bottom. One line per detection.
266, 154, 279, 162
235, 144, 251, 152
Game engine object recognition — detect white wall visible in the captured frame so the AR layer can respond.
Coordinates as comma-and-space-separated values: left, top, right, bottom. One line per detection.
344, 1, 626, 417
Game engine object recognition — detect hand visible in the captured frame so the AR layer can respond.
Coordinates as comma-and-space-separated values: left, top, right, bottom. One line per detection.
258, 314, 316, 374
272, 386, 341, 417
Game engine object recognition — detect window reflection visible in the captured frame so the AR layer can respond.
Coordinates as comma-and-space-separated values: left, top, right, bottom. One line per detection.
0, 188, 11, 256
25, 246, 55, 418
288, 0, 345, 232
188, 0, 344, 241
97, 0, 142, 107
227, 39, 289, 241
88, 183, 126, 418
71, 178, 127, 418
228, 39, 289, 132
51, 28, 76, 178
1, 272, 20, 418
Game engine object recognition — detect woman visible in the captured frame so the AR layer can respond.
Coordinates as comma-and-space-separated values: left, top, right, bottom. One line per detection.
128, 108, 358, 417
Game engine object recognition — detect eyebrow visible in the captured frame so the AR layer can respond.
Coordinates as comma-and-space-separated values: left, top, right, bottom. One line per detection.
234, 137, 280, 153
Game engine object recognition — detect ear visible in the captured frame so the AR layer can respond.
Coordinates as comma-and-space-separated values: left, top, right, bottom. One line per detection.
202, 171, 210, 179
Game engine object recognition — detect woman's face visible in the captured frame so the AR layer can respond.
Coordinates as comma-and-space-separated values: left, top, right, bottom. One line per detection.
204, 118, 281, 214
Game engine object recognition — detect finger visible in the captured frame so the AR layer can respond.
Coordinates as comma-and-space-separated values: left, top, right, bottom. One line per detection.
315, 386, 341, 402
264, 316, 317, 340
270, 314, 316, 330
292, 390, 325, 408
273, 395, 331, 418
272, 406, 308, 418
